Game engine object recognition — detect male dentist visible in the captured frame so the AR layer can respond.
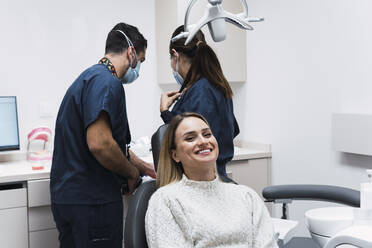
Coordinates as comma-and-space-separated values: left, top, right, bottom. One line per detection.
50, 22, 155, 248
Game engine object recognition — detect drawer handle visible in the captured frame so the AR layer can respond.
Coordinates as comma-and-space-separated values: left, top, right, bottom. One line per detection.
0, 183, 24, 191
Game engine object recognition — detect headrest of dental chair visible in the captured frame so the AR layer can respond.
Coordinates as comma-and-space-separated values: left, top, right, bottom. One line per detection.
124, 180, 157, 248
263, 184, 360, 207
151, 124, 169, 172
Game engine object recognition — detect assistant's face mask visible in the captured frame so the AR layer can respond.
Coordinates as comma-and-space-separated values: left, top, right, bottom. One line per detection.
116, 30, 141, 84
172, 56, 183, 86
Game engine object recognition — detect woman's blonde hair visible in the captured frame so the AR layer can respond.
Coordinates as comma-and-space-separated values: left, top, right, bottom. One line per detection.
157, 112, 212, 188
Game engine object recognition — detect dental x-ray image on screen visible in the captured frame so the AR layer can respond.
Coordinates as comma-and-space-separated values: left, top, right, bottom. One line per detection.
0, 96, 20, 151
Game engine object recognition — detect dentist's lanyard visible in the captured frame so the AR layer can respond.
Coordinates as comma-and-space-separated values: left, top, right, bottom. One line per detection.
99, 57, 118, 78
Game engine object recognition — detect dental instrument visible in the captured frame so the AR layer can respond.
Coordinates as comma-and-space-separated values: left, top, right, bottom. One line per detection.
171, 0, 264, 45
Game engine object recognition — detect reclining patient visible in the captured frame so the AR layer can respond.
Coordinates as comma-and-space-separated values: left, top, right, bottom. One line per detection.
145, 112, 277, 248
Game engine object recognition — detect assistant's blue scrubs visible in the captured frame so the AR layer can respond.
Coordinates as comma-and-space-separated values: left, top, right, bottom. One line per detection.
161, 77, 239, 176
50, 62, 130, 247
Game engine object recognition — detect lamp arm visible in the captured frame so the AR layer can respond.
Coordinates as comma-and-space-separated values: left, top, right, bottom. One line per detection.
184, 0, 199, 32
171, 0, 263, 44
184, 8, 211, 45
224, 11, 253, 30
239, 0, 249, 18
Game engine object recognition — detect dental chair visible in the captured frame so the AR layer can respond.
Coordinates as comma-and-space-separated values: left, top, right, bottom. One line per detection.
124, 124, 169, 248
124, 179, 156, 248
125, 124, 371, 248
262, 184, 372, 248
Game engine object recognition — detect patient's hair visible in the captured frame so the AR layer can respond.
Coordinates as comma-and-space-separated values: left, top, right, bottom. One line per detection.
105, 22, 147, 55
170, 25, 233, 98
157, 112, 213, 188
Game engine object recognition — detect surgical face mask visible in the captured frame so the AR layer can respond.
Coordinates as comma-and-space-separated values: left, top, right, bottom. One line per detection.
121, 60, 141, 84
115, 30, 141, 84
172, 57, 183, 86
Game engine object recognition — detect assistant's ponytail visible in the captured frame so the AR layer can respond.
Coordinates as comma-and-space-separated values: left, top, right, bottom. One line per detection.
185, 41, 233, 98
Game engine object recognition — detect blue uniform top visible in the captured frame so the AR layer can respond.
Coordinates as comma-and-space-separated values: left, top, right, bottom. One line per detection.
161, 77, 239, 176
50, 63, 131, 205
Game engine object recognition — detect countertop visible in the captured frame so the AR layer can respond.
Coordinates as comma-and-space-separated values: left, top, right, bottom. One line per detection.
0, 146, 271, 184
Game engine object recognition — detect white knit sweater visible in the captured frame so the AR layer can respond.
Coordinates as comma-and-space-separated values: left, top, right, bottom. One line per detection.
145, 175, 278, 248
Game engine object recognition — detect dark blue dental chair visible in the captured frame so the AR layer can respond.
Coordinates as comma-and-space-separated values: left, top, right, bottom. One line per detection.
123, 124, 168, 248
124, 124, 360, 248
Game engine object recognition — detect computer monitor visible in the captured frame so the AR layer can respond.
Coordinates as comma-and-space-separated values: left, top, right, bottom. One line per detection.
0, 96, 20, 151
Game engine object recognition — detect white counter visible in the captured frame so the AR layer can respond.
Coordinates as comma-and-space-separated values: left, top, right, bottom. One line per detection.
0, 161, 51, 184
0, 145, 271, 184
233, 146, 271, 160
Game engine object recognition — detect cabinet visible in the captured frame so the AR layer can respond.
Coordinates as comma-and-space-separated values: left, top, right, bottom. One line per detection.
227, 158, 271, 197
0, 183, 28, 248
27, 179, 58, 248
155, 0, 247, 85
227, 156, 272, 212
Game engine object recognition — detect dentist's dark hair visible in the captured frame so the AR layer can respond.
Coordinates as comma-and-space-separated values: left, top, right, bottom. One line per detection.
169, 25, 233, 99
105, 22, 147, 55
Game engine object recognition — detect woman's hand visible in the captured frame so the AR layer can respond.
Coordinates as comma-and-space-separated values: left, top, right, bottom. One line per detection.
160, 91, 181, 112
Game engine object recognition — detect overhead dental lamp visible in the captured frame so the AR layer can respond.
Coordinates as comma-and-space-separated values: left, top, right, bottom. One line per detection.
172, 0, 264, 45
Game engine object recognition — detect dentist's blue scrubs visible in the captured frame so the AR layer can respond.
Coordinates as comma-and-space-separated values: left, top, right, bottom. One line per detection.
161, 77, 240, 176
50, 59, 130, 248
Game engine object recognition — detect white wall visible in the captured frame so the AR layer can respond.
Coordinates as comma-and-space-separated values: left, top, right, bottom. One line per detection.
241, 0, 372, 235
0, 0, 162, 151
3, 0, 372, 238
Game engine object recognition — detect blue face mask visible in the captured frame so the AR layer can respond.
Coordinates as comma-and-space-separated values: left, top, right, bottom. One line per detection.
115, 30, 141, 84
121, 60, 141, 84
172, 70, 183, 86
172, 57, 183, 86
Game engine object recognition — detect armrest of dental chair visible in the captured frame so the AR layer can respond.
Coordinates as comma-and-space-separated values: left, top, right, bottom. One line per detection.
124, 180, 157, 248
263, 184, 360, 219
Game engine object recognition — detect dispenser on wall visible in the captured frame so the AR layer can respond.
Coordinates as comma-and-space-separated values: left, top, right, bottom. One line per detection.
332, 113, 372, 156
361, 170, 372, 210
353, 169, 372, 226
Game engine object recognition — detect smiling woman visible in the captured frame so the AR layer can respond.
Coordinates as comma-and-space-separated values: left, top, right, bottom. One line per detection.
145, 112, 278, 248
160, 112, 218, 185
